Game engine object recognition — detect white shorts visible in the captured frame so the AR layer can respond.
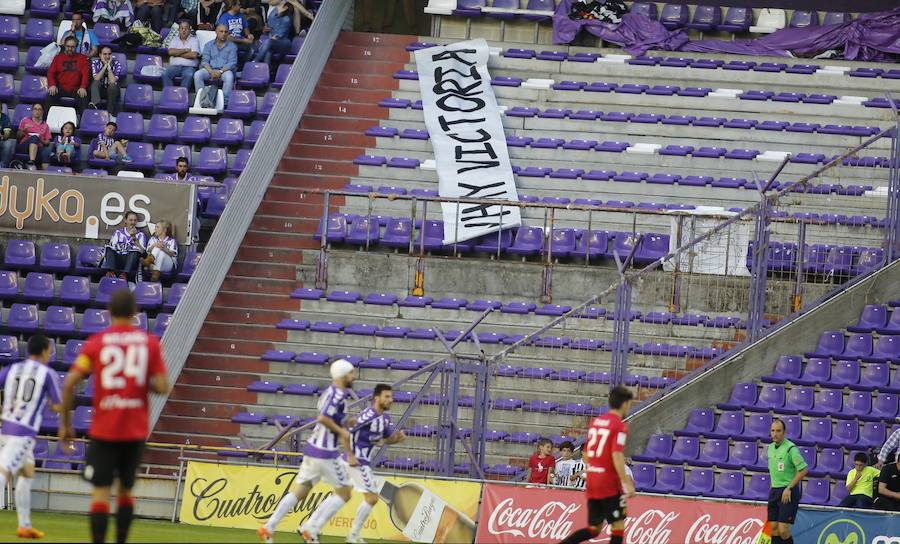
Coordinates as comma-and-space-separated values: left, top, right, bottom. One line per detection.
0, 435, 35, 474
295, 456, 350, 488
345, 462, 379, 494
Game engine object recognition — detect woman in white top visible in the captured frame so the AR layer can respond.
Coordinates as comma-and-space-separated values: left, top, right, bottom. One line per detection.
143, 220, 178, 282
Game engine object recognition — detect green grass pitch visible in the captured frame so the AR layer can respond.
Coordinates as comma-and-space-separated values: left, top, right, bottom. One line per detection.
0, 510, 394, 543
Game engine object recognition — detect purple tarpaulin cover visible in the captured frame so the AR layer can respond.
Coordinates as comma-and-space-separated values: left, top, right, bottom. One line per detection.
554, 2, 900, 62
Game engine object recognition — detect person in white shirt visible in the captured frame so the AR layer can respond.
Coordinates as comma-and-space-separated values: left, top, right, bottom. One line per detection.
555, 441, 586, 488
142, 220, 178, 282
162, 20, 200, 88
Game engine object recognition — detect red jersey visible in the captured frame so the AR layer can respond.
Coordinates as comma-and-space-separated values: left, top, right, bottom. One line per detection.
74, 325, 167, 441
527, 453, 555, 484
585, 412, 628, 499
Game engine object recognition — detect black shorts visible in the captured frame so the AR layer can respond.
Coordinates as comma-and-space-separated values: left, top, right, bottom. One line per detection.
83, 439, 145, 488
767, 486, 801, 524
588, 495, 627, 526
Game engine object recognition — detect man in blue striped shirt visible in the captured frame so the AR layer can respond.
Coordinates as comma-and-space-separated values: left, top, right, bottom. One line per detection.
346, 384, 405, 543
879, 426, 900, 468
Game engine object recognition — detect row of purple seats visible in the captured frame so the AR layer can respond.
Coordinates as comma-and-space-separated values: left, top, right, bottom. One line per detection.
0, 272, 176, 309
719, 381, 900, 422
849, 304, 900, 334
38, 405, 93, 436
652, 5, 849, 32
677, 407, 891, 449
1, 240, 199, 282
77, 110, 261, 148
746, 243, 885, 277
0, 303, 169, 338
807, 330, 900, 361
765, 353, 900, 386
0, 336, 85, 367
634, 463, 847, 505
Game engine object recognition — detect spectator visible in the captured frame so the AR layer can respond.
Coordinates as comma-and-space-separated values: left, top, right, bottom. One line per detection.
103, 210, 147, 280
194, 24, 237, 107
48, 37, 90, 116
162, 20, 200, 88
49, 121, 81, 168
172, 0, 222, 30
526, 438, 555, 485
217, 0, 254, 68
134, 0, 166, 32
93, 122, 132, 163
874, 453, 900, 512
143, 220, 178, 281
89, 46, 124, 118
879, 426, 900, 467
0, 106, 14, 168
269, 0, 313, 35
17, 104, 52, 170
92, 0, 136, 28
554, 441, 585, 488
839, 453, 880, 509
254, 0, 294, 64
173, 156, 194, 180
60, 12, 99, 58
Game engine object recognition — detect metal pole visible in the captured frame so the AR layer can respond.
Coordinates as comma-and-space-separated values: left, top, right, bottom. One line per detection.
314, 192, 330, 289
171, 456, 186, 522
747, 194, 771, 341
793, 221, 806, 312
541, 208, 554, 303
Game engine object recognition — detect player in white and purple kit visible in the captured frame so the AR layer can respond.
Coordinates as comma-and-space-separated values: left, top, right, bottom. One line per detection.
259, 359, 358, 544
345, 383, 405, 544
0, 335, 61, 539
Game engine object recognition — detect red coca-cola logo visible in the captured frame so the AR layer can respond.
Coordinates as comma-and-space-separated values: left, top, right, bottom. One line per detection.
476, 485, 765, 544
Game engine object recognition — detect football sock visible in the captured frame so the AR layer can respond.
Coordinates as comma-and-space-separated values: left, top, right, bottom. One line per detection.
772, 537, 783, 544
0, 472, 7, 509
15, 477, 33, 528
350, 501, 374, 536
306, 495, 346, 533
116, 496, 135, 544
89, 501, 109, 544
611, 528, 624, 544
784, 538, 794, 544
265, 492, 298, 532
559, 528, 596, 544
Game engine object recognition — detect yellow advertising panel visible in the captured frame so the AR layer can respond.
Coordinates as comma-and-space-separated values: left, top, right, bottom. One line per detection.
179, 460, 482, 543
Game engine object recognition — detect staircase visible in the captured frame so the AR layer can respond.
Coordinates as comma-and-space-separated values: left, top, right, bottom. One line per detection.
146, 32, 414, 467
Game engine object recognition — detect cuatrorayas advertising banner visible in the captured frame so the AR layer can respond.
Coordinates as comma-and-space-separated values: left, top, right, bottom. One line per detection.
476, 483, 766, 543
179, 460, 482, 542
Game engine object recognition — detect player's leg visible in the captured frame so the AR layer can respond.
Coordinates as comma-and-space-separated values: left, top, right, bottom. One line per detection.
299, 459, 352, 542
113, 441, 144, 544
558, 498, 605, 544
89, 485, 113, 544
775, 486, 800, 544
348, 464, 379, 543
14, 439, 44, 539
84, 439, 116, 544
259, 458, 318, 541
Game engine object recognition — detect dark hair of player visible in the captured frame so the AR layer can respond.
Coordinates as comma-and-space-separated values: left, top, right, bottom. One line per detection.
109, 290, 138, 319
27, 334, 51, 357
854, 452, 868, 464
560, 441, 574, 451
771, 418, 786, 431
373, 383, 392, 397
608, 386, 634, 409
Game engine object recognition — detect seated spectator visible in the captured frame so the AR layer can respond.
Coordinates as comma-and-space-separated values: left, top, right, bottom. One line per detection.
93, 122, 132, 163
874, 454, 900, 512
49, 121, 81, 169
103, 210, 147, 280
48, 37, 90, 116
194, 24, 237, 107
93, 0, 136, 28
173, 156, 195, 180
554, 441, 585, 488
240, 0, 265, 36
839, 453, 880, 509
90, 46, 124, 118
17, 104, 52, 170
162, 21, 200, 88
142, 220, 178, 281
171, 0, 222, 30
267, 0, 314, 35
526, 438, 555, 485
254, 0, 294, 64
60, 12, 99, 58
134, 0, 166, 32
0, 106, 14, 168
217, 0, 255, 69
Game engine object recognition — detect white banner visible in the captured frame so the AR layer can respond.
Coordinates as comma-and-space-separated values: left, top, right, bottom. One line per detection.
663, 210, 751, 276
414, 39, 521, 244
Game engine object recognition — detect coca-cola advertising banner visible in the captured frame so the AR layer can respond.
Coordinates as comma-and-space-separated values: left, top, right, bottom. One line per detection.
476, 483, 765, 544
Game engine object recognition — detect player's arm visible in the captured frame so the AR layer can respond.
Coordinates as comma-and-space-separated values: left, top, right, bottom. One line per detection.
384, 429, 406, 444
316, 414, 357, 465
150, 371, 170, 394
612, 452, 635, 497
149, 340, 170, 394
59, 356, 90, 441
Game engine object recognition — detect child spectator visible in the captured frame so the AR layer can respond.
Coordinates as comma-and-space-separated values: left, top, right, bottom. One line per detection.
555, 441, 585, 488
93, 122, 132, 163
840, 452, 880, 509
50, 122, 81, 168
527, 438, 555, 485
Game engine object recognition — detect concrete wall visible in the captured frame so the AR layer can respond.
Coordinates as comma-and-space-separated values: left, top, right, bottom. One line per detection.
625, 259, 900, 455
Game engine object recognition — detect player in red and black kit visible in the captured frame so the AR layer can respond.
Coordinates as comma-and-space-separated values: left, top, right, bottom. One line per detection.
58, 290, 169, 544
559, 386, 636, 544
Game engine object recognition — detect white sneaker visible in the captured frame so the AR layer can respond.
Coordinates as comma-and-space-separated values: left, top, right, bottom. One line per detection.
297, 524, 319, 544
347, 533, 366, 543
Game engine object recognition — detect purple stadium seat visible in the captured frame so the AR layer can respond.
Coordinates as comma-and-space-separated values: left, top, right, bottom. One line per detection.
158, 144, 191, 172
807, 331, 845, 359
44, 306, 76, 337
37, 242, 71, 273
132, 54, 163, 85
630, 2, 658, 18
809, 389, 843, 417
790, 10, 818, 28
719, 383, 757, 410
680, 469, 714, 496
239, 62, 269, 89
8, 303, 39, 334
74, 245, 104, 276
849, 305, 889, 333
79, 109, 110, 138
123, 84, 154, 113
57, 276, 89, 306
871, 393, 899, 420
24, 18, 53, 46
801, 479, 829, 505
115, 112, 144, 140
93, 23, 121, 47
0, 335, 18, 363
633, 434, 673, 462
32, 0, 61, 18
5, 240, 36, 270
0, 16, 20, 44
633, 464, 656, 491
763, 355, 803, 383
722, 441, 758, 470
694, 438, 729, 467
0, 73, 13, 102
844, 392, 872, 419
661, 6, 688, 30
224, 90, 256, 119
707, 411, 743, 438
687, 5, 721, 31
177, 251, 200, 281
676, 408, 714, 436
180, 116, 211, 145
145, 114, 178, 144
194, 147, 227, 175
259, 91, 278, 118
859, 422, 886, 447
19, 75, 48, 104
0, 270, 17, 300
211, 118, 244, 147
24, 46, 48, 76
654, 466, 684, 493
132, 281, 163, 311
157, 86, 189, 115
23, 272, 54, 303
718, 7, 751, 32
776, 387, 814, 414
828, 360, 861, 386
797, 417, 832, 446
823, 12, 850, 25
271, 64, 290, 89
752, 385, 785, 411
95, 277, 130, 307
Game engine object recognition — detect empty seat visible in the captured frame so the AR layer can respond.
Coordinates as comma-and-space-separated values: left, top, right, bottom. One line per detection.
23, 272, 54, 303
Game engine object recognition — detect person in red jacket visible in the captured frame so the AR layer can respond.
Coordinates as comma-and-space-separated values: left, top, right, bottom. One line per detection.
48, 36, 89, 115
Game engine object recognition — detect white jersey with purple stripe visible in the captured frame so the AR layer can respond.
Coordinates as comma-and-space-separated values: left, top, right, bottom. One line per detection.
351, 406, 393, 466
303, 385, 350, 459
0, 359, 61, 437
